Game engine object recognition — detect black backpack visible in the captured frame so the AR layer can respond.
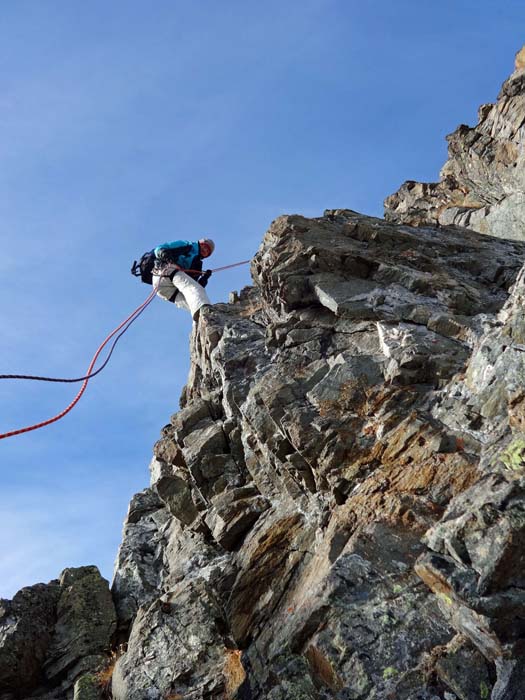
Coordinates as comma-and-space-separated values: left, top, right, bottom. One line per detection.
131, 250, 156, 285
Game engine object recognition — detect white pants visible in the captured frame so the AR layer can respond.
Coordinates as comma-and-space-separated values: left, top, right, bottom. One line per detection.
152, 267, 211, 318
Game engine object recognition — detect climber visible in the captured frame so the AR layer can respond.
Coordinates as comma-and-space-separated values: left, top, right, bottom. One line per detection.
131, 239, 215, 320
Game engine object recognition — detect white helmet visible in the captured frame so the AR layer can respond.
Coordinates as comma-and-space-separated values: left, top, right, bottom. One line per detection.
199, 238, 215, 255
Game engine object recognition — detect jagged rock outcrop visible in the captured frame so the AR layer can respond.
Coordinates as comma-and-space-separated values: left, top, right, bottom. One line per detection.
385, 45, 525, 241
0, 567, 116, 700
3, 45, 525, 700
107, 199, 525, 699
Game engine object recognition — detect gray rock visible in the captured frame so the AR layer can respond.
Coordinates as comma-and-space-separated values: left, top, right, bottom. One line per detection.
73, 674, 104, 700
112, 580, 230, 700
385, 47, 525, 241
204, 488, 270, 550
111, 489, 169, 630
0, 582, 60, 696
43, 567, 116, 684
0, 567, 114, 700
434, 638, 492, 700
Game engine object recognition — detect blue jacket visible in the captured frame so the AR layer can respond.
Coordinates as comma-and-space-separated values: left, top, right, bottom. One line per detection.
154, 240, 201, 272
154, 240, 212, 288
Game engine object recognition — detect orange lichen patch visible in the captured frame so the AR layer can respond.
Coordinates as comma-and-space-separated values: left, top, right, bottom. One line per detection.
229, 514, 304, 643
224, 649, 247, 699
385, 451, 477, 496
318, 381, 410, 422
96, 646, 126, 696
375, 411, 433, 462
414, 561, 455, 599
375, 418, 479, 493
318, 387, 425, 482
305, 645, 344, 691
332, 416, 480, 536
317, 379, 368, 419
320, 392, 481, 534
97, 663, 115, 690
249, 513, 303, 563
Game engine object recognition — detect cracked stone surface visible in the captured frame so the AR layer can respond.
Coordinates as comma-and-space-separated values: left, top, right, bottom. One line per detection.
109, 197, 525, 698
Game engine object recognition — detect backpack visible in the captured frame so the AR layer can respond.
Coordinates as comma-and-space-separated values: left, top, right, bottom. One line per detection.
131, 250, 156, 285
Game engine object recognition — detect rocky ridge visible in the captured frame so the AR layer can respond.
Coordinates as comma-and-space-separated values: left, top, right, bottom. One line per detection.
385, 45, 525, 241
2, 47, 525, 700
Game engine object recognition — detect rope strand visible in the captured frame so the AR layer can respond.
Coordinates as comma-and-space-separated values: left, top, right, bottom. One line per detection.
0, 290, 157, 440
0, 300, 151, 384
0, 257, 251, 440
1, 258, 251, 383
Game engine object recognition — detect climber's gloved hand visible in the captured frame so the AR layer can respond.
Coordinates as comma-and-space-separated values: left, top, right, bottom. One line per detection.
199, 270, 212, 288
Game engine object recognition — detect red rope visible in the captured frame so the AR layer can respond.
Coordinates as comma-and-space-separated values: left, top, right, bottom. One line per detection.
0, 290, 157, 441
1, 259, 251, 383
0, 257, 251, 440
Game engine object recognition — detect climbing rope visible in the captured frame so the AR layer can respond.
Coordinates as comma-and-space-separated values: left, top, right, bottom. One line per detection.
0, 290, 156, 440
208, 259, 251, 273
0, 258, 251, 440
155, 259, 252, 278
0, 296, 153, 384
1, 259, 251, 384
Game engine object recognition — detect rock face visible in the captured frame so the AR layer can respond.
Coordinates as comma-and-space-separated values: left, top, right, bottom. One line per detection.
385, 45, 525, 241
0, 567, 116, 700
3, 46, 525, 700
108, 200, 525, 699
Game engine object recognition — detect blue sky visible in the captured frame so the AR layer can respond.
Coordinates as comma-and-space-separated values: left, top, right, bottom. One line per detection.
1, 1, 524, 598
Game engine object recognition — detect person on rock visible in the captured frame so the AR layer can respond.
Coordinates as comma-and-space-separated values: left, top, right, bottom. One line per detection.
131, 238, 214, 321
